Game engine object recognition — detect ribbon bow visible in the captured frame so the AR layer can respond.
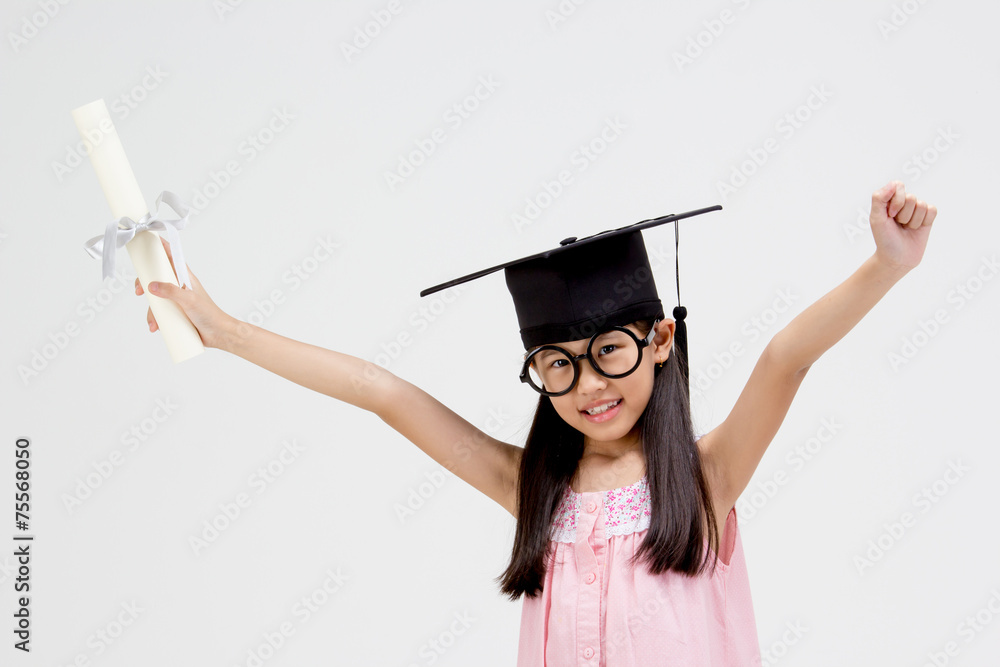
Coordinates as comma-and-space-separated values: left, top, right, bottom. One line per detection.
83, 190, 193, 289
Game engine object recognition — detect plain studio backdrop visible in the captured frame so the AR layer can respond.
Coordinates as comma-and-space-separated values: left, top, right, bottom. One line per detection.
2, 1, 998, 665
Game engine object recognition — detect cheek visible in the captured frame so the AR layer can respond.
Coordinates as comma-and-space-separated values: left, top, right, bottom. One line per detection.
624, 370, 655, 411
554, 400, 581, 424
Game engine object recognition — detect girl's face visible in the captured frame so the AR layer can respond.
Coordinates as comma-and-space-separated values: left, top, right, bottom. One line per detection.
546, 320, 675, 450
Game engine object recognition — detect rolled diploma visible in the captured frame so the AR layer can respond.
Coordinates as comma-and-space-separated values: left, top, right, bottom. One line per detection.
72, 99, 204, 364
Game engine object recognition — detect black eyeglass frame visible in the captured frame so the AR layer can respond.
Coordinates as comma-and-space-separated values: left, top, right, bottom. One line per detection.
519, 318, 661, 397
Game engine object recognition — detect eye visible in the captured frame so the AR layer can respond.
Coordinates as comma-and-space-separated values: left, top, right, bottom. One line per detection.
550, 358, 568, 369
598, 344, 617, 356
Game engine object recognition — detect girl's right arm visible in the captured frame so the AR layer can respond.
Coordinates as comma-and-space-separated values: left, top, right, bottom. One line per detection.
220, 323, 522, 517
137, 238, 521, 517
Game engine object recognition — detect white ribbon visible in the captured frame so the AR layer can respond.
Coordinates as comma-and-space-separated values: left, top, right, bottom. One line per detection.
83, 190, 193, 289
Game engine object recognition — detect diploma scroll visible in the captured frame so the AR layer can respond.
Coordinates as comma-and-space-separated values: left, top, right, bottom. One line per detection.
72, 99, 204, 364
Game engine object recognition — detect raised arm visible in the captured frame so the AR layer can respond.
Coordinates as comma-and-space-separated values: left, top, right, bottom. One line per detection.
700, 181, 938, 515
138, 238, 522, 517
220, 322, 522, 516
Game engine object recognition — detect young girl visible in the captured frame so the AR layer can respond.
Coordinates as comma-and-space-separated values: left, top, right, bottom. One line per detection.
136, 181, 936, 666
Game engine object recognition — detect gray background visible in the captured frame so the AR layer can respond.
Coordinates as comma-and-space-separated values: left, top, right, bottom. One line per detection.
2, 1, 998, 665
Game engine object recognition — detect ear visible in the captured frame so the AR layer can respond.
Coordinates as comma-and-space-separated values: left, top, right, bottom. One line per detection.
652, 319, 675, 363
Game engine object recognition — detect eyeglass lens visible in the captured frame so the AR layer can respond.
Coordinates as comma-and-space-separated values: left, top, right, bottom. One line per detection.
526, 329, 641, 394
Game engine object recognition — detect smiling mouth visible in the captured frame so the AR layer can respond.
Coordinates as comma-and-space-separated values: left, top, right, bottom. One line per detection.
582, 398, 622, 415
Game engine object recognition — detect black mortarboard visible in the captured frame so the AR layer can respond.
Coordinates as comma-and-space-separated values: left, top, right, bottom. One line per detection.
420, 205, 723, 390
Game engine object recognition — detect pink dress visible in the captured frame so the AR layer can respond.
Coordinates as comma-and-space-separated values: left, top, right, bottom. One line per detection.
517, 474, 761, 666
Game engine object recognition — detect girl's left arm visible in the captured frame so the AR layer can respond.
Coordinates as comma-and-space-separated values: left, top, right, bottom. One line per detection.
701, 181, 938, 513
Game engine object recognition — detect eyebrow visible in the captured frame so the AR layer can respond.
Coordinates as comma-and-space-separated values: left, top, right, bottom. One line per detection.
526, 338, 589, 357
523, 325, 643, 359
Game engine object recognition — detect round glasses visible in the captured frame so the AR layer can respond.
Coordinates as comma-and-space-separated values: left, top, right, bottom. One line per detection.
519, 319, 660, 397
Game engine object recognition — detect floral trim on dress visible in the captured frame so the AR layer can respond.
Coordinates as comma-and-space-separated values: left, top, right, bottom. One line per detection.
550, 476, 651, 543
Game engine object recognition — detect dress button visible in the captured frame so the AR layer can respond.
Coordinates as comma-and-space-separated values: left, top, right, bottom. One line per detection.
585, 571, 596, 584
583, 646, 594, 659
585, 500, 597, 513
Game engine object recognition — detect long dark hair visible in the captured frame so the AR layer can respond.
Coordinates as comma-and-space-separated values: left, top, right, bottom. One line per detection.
495, 318, 721, 601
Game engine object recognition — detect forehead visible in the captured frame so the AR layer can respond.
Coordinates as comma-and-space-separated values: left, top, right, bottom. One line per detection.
527, 323, 642, 354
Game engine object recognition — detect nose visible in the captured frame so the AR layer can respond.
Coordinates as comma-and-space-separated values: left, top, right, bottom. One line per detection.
575, 359, 608, 394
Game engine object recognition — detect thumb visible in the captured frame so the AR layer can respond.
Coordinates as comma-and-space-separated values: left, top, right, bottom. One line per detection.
870, 181, 897, 222
148, 281, 182, 300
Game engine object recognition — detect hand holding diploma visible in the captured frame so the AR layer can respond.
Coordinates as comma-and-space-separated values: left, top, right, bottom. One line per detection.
136, 236, 239, 351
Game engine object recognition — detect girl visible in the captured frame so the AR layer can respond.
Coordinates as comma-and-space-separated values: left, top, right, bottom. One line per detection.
136, 181, 936, 666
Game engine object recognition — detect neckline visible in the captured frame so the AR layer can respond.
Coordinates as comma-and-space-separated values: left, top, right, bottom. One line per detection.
568, 474, 647, 496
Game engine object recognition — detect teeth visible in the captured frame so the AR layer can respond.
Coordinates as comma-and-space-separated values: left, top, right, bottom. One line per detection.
585, 399, 620, 415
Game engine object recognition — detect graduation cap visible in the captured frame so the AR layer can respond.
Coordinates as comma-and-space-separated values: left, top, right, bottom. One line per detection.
420, 205, 723, 390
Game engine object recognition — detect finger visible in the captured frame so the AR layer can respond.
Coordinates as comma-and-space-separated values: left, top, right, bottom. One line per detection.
907, 200, 928, 229
180, 264, 200, 290
871, 182, 895, 220
147, 306, 157, 332
888, 181, 906, 218
924, 204, 938, 227
872, 182, 895, 204
871, 182, 894, 205
148, 280, 182, 300
135, 277, 143, 295
896, 193, 918, 226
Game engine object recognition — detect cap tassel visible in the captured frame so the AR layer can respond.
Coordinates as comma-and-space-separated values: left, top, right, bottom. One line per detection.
673, 305, 689, 389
